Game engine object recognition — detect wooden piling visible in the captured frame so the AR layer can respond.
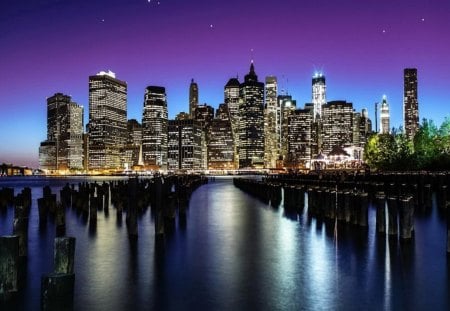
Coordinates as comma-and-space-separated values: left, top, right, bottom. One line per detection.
387, 197, 398, 236
0, 236, 19, 301
399, 196, 414, 239
41, 273, 75, 311
13, 216, 28, 257
375, 193, 386, 234
54, 237, 76, 274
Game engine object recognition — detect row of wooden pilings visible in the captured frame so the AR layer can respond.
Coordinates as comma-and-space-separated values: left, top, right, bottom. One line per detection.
234, 171, 450, 250
0, 174, 208, 306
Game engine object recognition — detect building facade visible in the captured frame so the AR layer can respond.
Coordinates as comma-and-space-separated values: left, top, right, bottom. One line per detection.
322, 101, 354, 155
189, 79, 199, 117
224, 78, 241, 167
404, 68, 419, 139
312, 73, 326, 121
380, 95, 390, 134
122, 119, 142, 169
39, 93, 84, 172
167, 119, 202, 171
264, 76, 279, 168
287, 109, 312, 168
208, 104, 235, 170
142, 86, 168, 170
279, 95, 296, 162
238, 62, 265, 168
88, 70, 127, 170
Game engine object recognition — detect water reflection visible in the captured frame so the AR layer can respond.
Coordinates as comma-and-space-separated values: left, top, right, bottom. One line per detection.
0, 176, 448, 310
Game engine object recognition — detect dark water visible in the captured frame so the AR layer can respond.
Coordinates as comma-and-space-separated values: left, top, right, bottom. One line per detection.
1, 176, 449, 310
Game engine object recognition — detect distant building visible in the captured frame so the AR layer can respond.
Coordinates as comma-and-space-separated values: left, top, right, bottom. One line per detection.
312, 73, 326, 121
167, 119, 202, 171
322, 101, 354, 155
194, 104, 214, 129
208, 104, 235, 170
176, 112, 190, 120
279, 95, 296, 163
353, 109, 372, 148
404, 68, 419, 139
239, 62, 265, 168
142, 86, 168, 170
39, 93, 84, 172
88, 71, 127, 170
189, 79, 199, 117
264, 76, 279, 168
380, 95, 390, 134
224, 78, 240, 167
288, 109, 312, 168
122, 119, 142, 169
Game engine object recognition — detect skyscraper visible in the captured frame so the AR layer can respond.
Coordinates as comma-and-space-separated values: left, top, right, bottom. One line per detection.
239, 62, 265, 168
88, 70, 127, 170
39, 93, 84, 172
189, 79, 199, 117
208, 105, 235, 170
312, 72, 326, 121
279, 95, 296, 163
122, 119, 142, 169
322, 101, 354, 155
404, 68, 419, 139
168, 119, 202, 171
288, 109, 312, 169
264, 76, 279, 168
224, 77, 240, 167
142, 86, 168, 170
380, 95, 390, 134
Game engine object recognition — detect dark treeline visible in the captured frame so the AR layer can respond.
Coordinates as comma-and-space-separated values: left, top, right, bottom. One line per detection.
364, 117, 450, 171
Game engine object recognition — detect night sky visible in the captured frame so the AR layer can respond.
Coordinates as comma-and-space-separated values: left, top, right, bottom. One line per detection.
1, 0, 449, 167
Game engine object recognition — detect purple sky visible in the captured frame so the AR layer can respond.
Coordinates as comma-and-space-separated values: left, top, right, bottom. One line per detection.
1, 0, 449, 168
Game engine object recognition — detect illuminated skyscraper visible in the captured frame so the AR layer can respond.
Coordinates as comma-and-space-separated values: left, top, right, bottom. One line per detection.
404, 68, 419, 139
239, 62, 265, 168
312, 72, 326, 121
322, 101, 354, 155
189, 79, 199, 117
353, 109, 372, 148
380, 95, 390, 134
142, 86, 168, 170
168, 119, 202, 171
88, 70, 127, 170
122, 119, 142, 169
39, 93, 84, 172
224, 78, 240, 167
279, 95, 296, 163
264, 76, 279, 168
208, 104, 235, 170
287, 109, 312, 169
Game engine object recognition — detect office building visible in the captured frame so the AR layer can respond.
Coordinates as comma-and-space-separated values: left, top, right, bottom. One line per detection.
142, 86, 168, 170
404, 68, 419, 139
322, 101, 354, 155
88, 70, 127, 170
167, 119, 202, 171
380, 95, 390, 134
312, 72, 326, 121
189, 79, 199, 117
264, 76, 279, 168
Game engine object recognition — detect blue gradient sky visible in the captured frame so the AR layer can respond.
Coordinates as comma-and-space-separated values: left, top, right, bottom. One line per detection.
1, 0, 449, 167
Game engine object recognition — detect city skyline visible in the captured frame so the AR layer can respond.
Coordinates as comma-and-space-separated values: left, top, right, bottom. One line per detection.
1, 0, 449, 168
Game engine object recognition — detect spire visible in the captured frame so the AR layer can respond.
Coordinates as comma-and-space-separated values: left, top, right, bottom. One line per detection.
250, 60, 255, 75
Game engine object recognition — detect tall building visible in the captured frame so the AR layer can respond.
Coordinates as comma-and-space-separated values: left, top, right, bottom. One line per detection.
189, 79, 199, 117
224, 78, 240, 167
312, 72, 326, 121
380, 95, 390, 134
239, 62, 265, 168
88, 70, 127, 170
194, 104, 214, 129
322, 101, 354, 155
404, 68, 419, 139
279, 95, 296, 162
122, 119, 142, 169
167, 119, 202, 171
142, 86, 168, 170
39, 93, 84, 172
208, 107, 235, 170
264, 76, 279, 168
353, 109, 372, 148
287, 109, 312, 168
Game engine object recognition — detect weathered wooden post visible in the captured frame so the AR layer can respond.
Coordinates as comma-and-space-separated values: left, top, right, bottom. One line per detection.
0, 236, 19, 301
54, 237, 76, 274
55, 202, 66, 237
387, 197, 398, 236
399, 196, 414, 239
375, 193, 386, 234
343, 191, 351, 223
89, 196, 98, 224
357, 192, 369, 227
41, 273, 75, 311
13, 215, 28, 257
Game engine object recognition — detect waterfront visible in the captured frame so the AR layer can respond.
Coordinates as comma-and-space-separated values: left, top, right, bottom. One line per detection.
1, 176, 449, 310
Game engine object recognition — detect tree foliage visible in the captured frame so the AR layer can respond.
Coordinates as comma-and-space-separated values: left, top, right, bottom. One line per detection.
364, 118, 450, 171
